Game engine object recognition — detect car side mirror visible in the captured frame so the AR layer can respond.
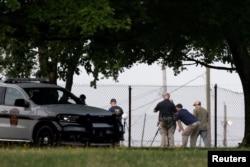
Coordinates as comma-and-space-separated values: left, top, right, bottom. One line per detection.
14, 99, 29, 108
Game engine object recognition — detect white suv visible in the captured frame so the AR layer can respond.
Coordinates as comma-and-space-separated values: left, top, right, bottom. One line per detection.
0, 78, 123, 146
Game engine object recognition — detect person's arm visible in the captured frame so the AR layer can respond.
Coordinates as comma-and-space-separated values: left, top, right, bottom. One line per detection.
120, 107, 124, 115
177, 120, 184, 132
109, 107, 113, 114
193, 109, 197, 116
153, 104, 159, 113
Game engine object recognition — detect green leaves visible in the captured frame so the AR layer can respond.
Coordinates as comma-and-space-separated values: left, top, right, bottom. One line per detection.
0, 0, 133, 86
1, 0, 248, 86
4, 0, 20, 12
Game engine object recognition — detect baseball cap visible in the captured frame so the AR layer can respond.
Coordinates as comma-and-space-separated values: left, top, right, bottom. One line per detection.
193, 100, 201, 106
176, 103, 183, 108
110, 98, 117, 103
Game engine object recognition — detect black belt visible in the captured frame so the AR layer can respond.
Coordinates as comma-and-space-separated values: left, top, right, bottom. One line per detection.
159, 117, 173, 121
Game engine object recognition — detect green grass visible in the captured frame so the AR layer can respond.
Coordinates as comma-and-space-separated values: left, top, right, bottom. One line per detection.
0, 146, 248, 167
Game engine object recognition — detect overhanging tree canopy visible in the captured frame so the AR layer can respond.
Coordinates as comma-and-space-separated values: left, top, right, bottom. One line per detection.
100, 0, 250, 146
0, 0, 132, 89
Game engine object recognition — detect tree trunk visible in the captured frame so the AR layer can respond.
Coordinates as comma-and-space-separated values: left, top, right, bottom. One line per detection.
65, 67, 74, 91
64, 57, 80, 91
38, 44, 49, 79
38, 44, 57, 84
64, 47, 83, 91
227, 38, 250, 147
47, 61, 57, 85
241, 80, 250, 146
238, 65, 250, 146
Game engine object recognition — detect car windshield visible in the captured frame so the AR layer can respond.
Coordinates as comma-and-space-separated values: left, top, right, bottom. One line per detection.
24, 87, 82, 105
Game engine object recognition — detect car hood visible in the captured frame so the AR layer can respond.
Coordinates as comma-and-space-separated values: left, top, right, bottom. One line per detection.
35, 104, 112, 116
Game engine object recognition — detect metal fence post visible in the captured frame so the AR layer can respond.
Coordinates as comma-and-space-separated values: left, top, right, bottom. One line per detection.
214, 84, 217, 147
128, 86, 132, 148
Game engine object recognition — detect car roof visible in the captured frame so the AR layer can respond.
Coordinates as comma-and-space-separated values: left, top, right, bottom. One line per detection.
0, 81, 61, 89
0, 78, 62, 89
15, 82, 61, 89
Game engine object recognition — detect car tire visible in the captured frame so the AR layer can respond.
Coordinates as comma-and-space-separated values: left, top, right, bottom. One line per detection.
34, 126, 54, 146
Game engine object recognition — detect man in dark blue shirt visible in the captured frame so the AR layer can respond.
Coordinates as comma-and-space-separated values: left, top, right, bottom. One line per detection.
175, 103, 200, 148
109, 98, 124, 144
154, 92, 176, 148
109, 98, 124, 125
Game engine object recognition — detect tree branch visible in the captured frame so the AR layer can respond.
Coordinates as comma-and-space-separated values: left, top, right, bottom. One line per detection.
184, 55, 236, 71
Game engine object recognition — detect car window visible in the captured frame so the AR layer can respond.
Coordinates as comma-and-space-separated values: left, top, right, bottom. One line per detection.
57, 89, 77, 104
4, 87, 24, 106
24, 88, 78, 105
0, 86, 5, 104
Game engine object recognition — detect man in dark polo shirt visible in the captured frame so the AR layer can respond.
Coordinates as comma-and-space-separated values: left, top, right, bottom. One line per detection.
175, 103, 200, 148
109, 98, 124, 146
154, 92, 176, 148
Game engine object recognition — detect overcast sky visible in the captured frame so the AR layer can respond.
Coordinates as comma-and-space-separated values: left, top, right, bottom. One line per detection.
73, 62, 243, 93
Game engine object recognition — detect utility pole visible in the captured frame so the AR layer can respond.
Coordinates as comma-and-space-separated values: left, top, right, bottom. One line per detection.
206, 67, 211, 146
162, 64, 167, 92
223, 103, 227, 147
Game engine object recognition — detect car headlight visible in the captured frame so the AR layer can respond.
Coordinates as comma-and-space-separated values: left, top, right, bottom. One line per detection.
57, 115, 79, 123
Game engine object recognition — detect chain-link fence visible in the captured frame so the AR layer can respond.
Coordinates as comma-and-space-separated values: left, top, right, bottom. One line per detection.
68, 83, 244, 147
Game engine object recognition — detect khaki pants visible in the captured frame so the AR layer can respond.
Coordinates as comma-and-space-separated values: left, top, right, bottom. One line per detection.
159, 121, 175, 147
182, 121, 200, 147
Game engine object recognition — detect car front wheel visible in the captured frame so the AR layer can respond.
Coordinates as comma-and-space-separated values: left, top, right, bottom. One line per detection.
34, 126, 55, 146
